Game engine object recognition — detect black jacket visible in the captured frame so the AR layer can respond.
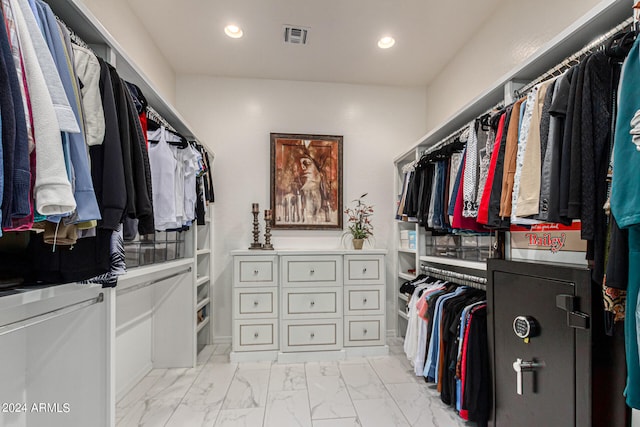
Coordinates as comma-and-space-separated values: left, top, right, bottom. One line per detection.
94, 58, 127, 231
107, 64, 154, 235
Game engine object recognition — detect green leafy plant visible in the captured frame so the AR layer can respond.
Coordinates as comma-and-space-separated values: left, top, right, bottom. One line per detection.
344, 193, 374, 240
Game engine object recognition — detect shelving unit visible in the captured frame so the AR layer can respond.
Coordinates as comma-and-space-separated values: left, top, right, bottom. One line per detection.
398, 272, 417, 281
393, 146, 424, 338
36, 0, 218, 413
196, 316, 210, 334
419, 256, 487, 271
194, 210, 213, 354
196, 276, 210, 287
392, 0, 630, 339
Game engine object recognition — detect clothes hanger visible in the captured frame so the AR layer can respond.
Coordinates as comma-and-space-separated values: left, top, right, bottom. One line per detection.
605, 29, 637, 63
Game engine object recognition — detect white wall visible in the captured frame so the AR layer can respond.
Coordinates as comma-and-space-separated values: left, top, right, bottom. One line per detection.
78, 0, 177, 105
176, 76, 427, 339
425, 0, 601, 129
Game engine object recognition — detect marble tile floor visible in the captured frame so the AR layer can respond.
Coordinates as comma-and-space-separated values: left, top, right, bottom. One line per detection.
116, 338, 477, 427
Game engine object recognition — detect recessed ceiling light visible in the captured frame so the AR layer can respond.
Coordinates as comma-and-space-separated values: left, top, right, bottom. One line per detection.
224, 24, 243, 39
378, 36, 395, 49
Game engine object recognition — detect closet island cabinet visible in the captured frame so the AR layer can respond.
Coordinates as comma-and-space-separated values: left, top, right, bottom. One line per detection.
231, 249, 388, 362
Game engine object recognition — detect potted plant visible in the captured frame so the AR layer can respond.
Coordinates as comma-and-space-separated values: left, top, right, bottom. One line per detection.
344, 193, 374, 249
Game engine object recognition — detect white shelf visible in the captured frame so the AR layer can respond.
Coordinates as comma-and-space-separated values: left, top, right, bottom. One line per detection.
196, 297, 210, 312
196, 276, 210, 287
419, 256, 487, 271
395, 219, 419, 224
398, 293, 409, 302
398, 272, 417, 281
398, 248, 417, 255
196, 316, 210, 333
197, 249, 211, 256
398, 310, 409, 321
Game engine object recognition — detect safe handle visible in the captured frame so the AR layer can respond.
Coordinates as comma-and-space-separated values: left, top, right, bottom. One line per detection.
556, 294, 590, 330
513, 358, 545, 395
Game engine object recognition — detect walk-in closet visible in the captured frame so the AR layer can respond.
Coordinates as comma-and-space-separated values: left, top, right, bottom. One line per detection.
1, 0, 640, 426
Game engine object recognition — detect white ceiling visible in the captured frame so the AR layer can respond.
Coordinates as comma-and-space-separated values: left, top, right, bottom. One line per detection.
126, 0, 504, 87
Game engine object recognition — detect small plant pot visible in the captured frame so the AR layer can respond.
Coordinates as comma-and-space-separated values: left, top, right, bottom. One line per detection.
352, 238, 364, 250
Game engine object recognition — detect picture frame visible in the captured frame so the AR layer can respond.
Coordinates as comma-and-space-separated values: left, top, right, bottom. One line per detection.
270, 133, 343, 230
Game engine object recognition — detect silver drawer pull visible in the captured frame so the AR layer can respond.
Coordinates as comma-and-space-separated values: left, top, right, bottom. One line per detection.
254, 301, 259, 306
310, 333, 315, 339
253, 269, 259, 275
363, 267, 367, 273
363, 298, 368, 304
254, 332, 259, 338
310, 269, 315, 274
310, 301, 315, 306
363, 329, 368, 335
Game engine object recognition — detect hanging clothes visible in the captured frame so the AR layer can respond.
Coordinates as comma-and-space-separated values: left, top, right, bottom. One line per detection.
610, 35, 640, 410
9, 0, 75, 217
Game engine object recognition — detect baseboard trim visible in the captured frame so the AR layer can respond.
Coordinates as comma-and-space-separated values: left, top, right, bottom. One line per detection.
213, 335, 232, 344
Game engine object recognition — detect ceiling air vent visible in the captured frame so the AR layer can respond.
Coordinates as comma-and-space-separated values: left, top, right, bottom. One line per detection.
284, 25, 309, 45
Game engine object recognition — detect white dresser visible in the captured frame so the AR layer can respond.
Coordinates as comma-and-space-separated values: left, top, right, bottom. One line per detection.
231, 250, 387, 362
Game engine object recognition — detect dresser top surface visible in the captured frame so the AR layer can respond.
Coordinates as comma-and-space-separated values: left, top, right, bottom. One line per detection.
231, 249, 387, 256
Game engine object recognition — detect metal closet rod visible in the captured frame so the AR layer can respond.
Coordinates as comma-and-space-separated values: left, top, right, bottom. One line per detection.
514, 16, 635, 98
54, 13, 91, 51
116, 267, 192, 296
422, 100, 505, 157
0, 292, 104, 337
420, 265, 487, 290
147, 106, 178, 134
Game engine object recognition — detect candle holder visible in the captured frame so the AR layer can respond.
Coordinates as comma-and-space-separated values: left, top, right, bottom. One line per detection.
249, 203, 262, 249
263, 209, 274, 250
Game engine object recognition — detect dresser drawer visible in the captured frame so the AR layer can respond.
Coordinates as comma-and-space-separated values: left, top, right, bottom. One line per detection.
281, 319, 342, 352
344, 255, 384, 285
234, 287, 277, 319
282, 255, 342, 287
344, 316, 385, 347
233, 320, 278, 351
283, 287, 342, 319
344, 286, 384, 315
234, 256, 277, 286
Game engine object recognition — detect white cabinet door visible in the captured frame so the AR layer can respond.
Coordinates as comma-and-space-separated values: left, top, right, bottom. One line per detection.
344, 255, 384, 285
344, 316, 385, 347
281, 319, 342, 352
282, 287, 342, 319
344, 286, 384, 316
235, 256, 278, 286
281, 255, 342, 287
234, 287, 278, 319
234, 320, 278, 351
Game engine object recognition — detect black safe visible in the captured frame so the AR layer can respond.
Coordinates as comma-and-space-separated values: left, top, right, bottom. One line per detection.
487, 259, 627, 427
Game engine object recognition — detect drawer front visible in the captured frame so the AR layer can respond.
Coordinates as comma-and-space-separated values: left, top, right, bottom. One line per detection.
234, 320, 278, 351
282, 320, 342, 352
234, 256, 277, 286
344, 317, 384, 347
344, 255, 384, 285
344, 286, 384, 315
283, 287, 342, 319
282, 255, 342, 286
234, 288, 277, 318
